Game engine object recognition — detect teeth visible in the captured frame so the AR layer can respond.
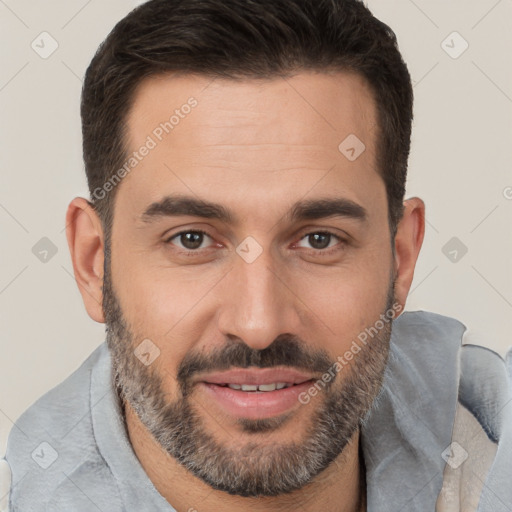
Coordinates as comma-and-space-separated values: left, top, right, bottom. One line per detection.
258, 383, 277, 392
227, 382, 293, 391
241, 384, 258, 391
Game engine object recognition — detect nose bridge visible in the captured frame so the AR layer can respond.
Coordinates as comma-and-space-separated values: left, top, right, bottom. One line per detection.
217, 243, 296, 351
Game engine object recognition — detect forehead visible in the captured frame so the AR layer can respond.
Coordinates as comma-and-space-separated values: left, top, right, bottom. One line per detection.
127, 70, 377, 149
119, 71, 383, 221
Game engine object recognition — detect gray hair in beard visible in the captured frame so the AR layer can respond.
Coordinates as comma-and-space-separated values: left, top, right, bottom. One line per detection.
102, 257, 395, 497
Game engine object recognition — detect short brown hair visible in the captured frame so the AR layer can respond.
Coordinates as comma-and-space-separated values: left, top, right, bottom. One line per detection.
81, 0, 413, 240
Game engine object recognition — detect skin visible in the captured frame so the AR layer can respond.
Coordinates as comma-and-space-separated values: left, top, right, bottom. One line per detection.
66, 71, 425, 512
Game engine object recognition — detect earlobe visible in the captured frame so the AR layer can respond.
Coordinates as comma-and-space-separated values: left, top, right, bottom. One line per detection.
65, 197, 105, 323
393, 197, 426, 311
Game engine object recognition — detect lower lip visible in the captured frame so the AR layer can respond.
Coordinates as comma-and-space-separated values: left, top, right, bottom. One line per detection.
199, 381, 314, 420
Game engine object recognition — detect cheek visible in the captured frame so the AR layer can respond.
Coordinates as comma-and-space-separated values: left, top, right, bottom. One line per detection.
111, 253, 224, 373
116, 269, 210, 335
294, 255, 393, 346
111, 226, 211, 327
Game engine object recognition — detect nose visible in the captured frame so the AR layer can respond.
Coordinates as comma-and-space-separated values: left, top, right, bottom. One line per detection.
216, 243, 302, 351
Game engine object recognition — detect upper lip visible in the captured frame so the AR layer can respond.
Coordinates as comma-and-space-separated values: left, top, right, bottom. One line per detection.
199, 368, 316, 386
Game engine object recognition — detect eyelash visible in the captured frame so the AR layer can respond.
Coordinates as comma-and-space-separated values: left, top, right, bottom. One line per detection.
165, 229, 346, 256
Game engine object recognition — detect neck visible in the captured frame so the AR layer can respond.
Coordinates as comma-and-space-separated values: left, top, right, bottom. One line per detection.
124, 401, 366, 512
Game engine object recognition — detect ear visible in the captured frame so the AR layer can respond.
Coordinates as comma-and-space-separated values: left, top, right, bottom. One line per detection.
393, 197, 425, 311
65, 197, 105, 323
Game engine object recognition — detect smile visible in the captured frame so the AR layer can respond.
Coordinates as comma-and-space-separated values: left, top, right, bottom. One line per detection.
217, 382, 298, 391
195, 368, 319, 419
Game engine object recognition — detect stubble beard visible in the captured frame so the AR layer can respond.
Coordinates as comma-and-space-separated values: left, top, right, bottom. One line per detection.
103, 258, 394, 497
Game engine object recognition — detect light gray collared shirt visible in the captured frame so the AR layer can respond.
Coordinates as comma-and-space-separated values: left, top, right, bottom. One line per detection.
5, 311, 512, 511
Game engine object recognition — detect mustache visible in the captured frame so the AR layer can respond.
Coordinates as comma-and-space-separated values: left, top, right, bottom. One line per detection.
176, 333, 334, 392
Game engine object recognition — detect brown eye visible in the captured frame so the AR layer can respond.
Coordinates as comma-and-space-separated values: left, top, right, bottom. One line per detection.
297, 232, 340, 250
167, 230, 213, 250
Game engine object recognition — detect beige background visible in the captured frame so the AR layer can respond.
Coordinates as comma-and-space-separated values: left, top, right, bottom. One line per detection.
1, 0, 511, 460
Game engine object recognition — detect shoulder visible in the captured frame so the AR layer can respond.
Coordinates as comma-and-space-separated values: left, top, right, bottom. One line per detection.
397, 312, 512, 511
393, 310, 510, 430
5, 343, 123, 511
392, 309, 467, 342
458, 343, 509, 442
366, 310, 512, 511
437, 343, 512, 511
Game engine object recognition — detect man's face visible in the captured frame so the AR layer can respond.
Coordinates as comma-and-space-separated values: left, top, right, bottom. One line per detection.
103, 71, 396, 496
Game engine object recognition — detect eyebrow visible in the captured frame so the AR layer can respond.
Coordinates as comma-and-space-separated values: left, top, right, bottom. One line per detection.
140, 194, 367, 225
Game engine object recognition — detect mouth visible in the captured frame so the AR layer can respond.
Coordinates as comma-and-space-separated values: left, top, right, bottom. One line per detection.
196, 368, 317, 420
211, 382, 305, 391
